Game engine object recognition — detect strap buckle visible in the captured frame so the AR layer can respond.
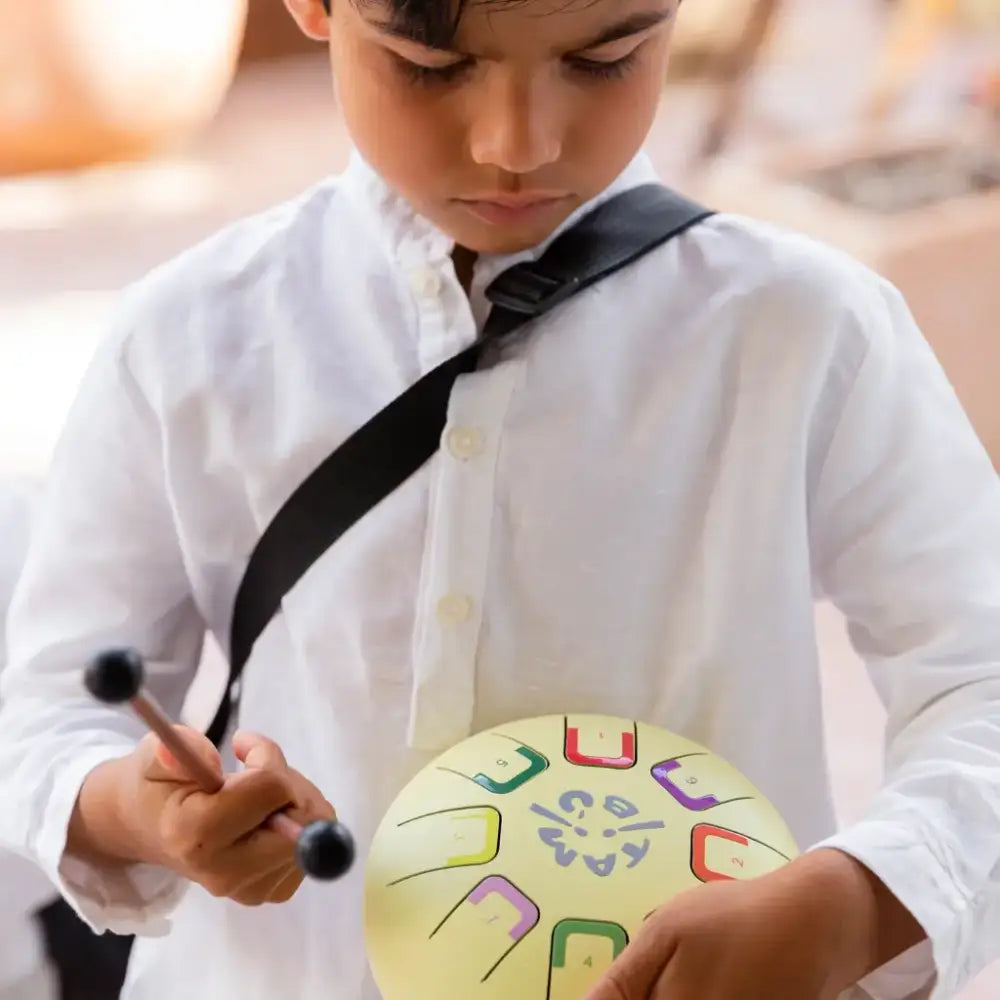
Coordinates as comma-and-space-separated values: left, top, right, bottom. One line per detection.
485, 263, 580, 317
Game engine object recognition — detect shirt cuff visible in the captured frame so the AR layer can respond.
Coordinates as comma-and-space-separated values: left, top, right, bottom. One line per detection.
35, 745, 189, 938
810, 819, 968, 1000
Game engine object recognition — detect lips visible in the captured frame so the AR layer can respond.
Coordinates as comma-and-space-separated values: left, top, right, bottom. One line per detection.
461, 193, 569, 208
454, 193, 572, 226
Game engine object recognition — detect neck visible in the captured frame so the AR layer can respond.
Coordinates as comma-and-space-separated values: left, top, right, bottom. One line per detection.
451, 245, 477, 294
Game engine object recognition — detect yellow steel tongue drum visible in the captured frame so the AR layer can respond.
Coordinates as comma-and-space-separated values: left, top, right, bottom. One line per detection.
364, 713, 799, 1000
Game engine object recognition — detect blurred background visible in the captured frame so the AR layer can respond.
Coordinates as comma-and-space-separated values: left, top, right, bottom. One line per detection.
0, 0, 997, 998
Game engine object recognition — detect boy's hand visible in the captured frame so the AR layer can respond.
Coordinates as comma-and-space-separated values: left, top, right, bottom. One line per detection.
70, 726, 336, 907
585, 848, 924, 1000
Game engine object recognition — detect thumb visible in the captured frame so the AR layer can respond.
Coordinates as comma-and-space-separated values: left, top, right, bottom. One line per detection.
137, 725, 224, 787
584, 928, 675, 1000
232, 730, 289, 773
584, 975, 631, 1000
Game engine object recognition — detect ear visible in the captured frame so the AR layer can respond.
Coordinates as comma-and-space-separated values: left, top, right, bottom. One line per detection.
282, 0, 332, 41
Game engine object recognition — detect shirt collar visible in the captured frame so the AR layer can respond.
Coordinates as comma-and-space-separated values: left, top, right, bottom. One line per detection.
341, 148, 454, 271
340, 147, 662, 289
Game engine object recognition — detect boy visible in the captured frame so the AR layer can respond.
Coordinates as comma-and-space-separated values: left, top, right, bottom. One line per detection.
1, 1, 998, 998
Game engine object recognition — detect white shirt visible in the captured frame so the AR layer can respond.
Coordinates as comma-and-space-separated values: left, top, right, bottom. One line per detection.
0, 482, 54, 987
1, 149, 998, 1000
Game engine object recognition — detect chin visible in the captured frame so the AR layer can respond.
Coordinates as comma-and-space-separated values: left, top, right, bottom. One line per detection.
460, 229, 552, 256
445, 209, 580, 257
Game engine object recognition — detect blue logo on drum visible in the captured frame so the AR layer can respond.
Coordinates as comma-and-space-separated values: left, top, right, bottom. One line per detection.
530, 790, 666, 877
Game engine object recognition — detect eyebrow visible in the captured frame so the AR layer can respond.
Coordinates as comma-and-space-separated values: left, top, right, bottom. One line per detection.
372, 8, 673, 54
573, 10, 674, 50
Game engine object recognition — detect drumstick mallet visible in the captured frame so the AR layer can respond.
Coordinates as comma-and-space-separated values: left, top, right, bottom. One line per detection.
83, 647, 355, 882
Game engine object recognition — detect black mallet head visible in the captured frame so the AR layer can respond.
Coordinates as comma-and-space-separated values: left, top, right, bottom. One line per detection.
296, 819, 357, 881
84, 647, 145, 704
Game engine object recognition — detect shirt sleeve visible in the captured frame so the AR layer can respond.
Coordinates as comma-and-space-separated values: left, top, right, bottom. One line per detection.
0, 483, 60, 962
0, 303, 206, 938
807, 275, 1000, 999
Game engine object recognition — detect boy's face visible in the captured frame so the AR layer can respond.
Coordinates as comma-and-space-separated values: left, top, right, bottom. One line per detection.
285, 0, 678, 254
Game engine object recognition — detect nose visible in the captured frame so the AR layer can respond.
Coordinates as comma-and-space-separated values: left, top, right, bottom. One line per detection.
468, 70, 563, 175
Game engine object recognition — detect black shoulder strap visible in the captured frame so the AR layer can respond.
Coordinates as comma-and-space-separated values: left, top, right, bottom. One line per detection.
206, 184, 713, 745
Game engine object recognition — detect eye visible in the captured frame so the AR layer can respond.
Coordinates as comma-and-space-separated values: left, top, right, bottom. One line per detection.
393, 53, 476, 87
564, 34, 651, 83
565, 50, 641, 82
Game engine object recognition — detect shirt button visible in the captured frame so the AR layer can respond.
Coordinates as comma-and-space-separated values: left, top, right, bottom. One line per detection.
410, 268, 442, 299
446, 426, 485, 460
436, 593, 474, 625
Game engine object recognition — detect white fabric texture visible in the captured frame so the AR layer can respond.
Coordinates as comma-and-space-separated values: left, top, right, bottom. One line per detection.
0, 482, 55, 988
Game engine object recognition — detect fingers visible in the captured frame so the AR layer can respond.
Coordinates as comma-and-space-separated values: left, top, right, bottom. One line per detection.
138, 726, 224, 787
197, 826, 304, 905
233, 729, 337, 826
232, 730, 288, 771
179, 768, 325, 905
587, 952, 674, 1000
229, 857, 306, 907
585, 975, 630, 1000
171, 765, 297, 847
136, 726, 335, 905
282, 769, 337, 827
585, 918, 677, 1000
266, 865, 305, 904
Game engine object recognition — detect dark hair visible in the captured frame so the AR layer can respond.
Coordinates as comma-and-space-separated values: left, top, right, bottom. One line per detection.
323, 1, 472, 49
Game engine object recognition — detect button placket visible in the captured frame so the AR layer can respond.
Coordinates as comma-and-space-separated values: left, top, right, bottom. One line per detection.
409, 267, 443, 300
445, 425, 486, 461
400, 251, 480, 374
436, 592, 475, 626
407, 361, 521, 751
